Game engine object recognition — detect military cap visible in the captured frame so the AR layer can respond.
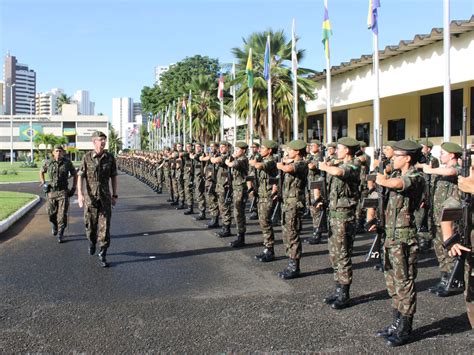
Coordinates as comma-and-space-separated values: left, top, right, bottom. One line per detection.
92, 131, 107, 139
310, 139, 321, 145
441, 142, 462, 154
327, 142, 337, 148
53, 144, 64, 151
250, 142, 260, 148
219, 141, 230, 147
235, 141, 249, 149
420, 140, 434, 148
287, 139, 307, 151
359, 141, 367, 148
392, 139, 422, 152
262, 139, 278, 150
385, 141, 397, 148
337, 137, 360, 148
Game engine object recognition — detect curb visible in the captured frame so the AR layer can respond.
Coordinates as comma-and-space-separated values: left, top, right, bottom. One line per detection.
0, 195, 41, 234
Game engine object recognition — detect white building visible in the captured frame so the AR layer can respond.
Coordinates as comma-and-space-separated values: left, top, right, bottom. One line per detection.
112, 97, 133, 147
35, 88, 64, 115
73, 90, 95, 115
154, 65, 169, 86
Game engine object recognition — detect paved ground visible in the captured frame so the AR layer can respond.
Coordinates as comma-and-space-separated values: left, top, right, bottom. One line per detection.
0, 173, 472, 353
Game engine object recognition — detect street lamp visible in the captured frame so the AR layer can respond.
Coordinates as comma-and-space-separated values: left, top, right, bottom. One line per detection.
29, 98, 35, 163
6, 82, 16, 164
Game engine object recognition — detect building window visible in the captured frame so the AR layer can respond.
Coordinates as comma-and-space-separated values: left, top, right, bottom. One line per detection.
388, 119, 405, 141
332, 110, 348, 141
307, 114, 324, 141
420, 89, 463, 137
355, 123, 370, 146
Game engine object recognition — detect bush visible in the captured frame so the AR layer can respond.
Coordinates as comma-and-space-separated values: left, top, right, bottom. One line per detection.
0, 170, 7, 175
20, 161, 38, 168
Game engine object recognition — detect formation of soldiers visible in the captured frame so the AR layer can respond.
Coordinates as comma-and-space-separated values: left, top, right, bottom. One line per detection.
116, 135, 473, 347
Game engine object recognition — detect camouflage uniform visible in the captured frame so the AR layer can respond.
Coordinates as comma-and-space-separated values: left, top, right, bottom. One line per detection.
193, 150, 206, 217
171, 153, 179, 204
79, 150, 118, 249
204, 148, 220, 225
257, 154, 278, 249
356, 150, 371, 229
42, 157, 77, 234
183, 152, 194, 210
306, 149, 324, 237
248, 150, 262, 217
176, 152, 186, 207
231, 155, 249, 234
216, 151, 232, 228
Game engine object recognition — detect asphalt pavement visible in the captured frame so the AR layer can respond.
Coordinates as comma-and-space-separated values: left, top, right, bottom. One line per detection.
0, 173, 472, 353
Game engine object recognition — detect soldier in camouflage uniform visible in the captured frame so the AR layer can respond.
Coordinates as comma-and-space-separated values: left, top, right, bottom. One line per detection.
170, 150, 180, 206
373, 139, 424, 347
213, 142, 232, 237
191, 142, 207, 220
421, 142, 462, 297
319, 137, 361, 309
306, 139, 324, 244
175, 143, 186, 209
183, 143, 195, 215
355, 141, 371, 233
77, 131, 118, 268
39, 144, 77, 243
247, 142, 261, 220
155, 152, 164, 194
415, 140, 440, 252
252, 139, 279, 262
276, 139, 308, 279
202, 142, 220, 228
226, 141, 249, 247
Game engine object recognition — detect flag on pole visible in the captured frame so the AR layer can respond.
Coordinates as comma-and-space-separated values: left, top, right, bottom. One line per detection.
246, 48, 254, 88
367, 0, 381, 34
217, 73, 224, 100
263, 35, 270, 81
322, 3, 332, 59
176, 100, 181, 121
157, 112, 161, 129
291, 19, 298, 80
182, 96, 187, 115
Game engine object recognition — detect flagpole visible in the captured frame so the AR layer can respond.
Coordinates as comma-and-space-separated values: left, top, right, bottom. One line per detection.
232, 62, 237, 145
292, 18, 298, 141
266, 35, 273, 140
183, 102, 186, 146
373, 31, 380, 145
443, 0, 451, 141
189, 90, 192, 143
220, 98, 224, 141
173, 102, 176, 145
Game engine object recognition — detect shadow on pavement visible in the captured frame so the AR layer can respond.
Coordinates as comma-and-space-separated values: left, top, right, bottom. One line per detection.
411, 312, 472, 341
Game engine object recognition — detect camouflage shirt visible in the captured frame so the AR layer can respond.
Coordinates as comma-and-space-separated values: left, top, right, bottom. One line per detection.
232, 156, 249, 189
328, 158, 360, 211
432, 163, 461, 225
306, 152, 322, 182
79, 151, 117, 204
257, 155, 278, 199
42, 157, 76, 191
282, 159, 308, 201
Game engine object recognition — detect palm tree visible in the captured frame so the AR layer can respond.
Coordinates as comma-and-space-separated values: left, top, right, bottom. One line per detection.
230, 29, 317, 140
56, 93, 72, 114
34, 133, 67, 159
108, 127, 123, 155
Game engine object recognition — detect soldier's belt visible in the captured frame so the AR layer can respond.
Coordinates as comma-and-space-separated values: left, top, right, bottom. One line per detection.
386, 228, 416, 240
329, 210, 353, 219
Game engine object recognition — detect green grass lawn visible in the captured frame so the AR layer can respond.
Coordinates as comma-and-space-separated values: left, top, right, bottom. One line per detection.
0, 170, 41, 183
0, 191, 37, 220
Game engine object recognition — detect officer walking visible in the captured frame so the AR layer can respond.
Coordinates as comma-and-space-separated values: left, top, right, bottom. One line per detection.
39, 144, 77, 243
77, 131, 118, 268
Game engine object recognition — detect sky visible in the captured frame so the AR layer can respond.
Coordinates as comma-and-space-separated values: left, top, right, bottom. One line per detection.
1, 0, 473, 119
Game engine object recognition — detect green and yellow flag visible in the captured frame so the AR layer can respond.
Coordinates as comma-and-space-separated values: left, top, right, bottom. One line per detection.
246, 48, 254, 88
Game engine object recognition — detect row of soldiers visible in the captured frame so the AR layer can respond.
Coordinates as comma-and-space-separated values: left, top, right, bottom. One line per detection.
117, 136, 473, 347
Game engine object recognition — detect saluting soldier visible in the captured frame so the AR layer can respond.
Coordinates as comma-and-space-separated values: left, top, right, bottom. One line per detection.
306, 139, 324, 245
276, 139, 308, 279
191, 142, 207, 221
422, 142, 462, 297
39, 144, 77, 243
203, 142, 220, 228
213, 141, 232, 237
77, 131, 118, 268
252, 139, 279, 262
175, 143, 186, 210
356, 141, 371, 233
247, 142, 261, 220
319, 137, 361, 310
183, 143, 195, 215
226, 141, 249, 247
170, 150, 179, 206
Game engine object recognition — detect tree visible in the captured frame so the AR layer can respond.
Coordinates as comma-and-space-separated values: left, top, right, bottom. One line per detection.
140, 125, 149, 150
56, 93, 72, 114
108, 127, 123, 155
33, 133, 67, 159
230, 29, 317, 140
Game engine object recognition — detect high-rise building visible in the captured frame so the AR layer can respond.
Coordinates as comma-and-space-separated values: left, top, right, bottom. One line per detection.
73, 90, 95, 115
35, 88, 64, 115
112, 97, 133, 148
0, 82, 3, 114
154, 65, 170, 86
133, 102, 145, 125
3, 54, 36, 115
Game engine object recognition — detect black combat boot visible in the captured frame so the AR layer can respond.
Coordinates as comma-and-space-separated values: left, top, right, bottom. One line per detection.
166, 198, 173, 202
386, 315, 413, 347
157, 187, 162, 194
183, 205, 194, 215
248, 211, 258, 220
305, 229, 322, 245
98, 247, 109, 268
89, 242, 96, 255
207, 216, 219, 229
323, 283, 342, 304
376, 308, 400, 338
216, 225, 231, 238
194, 212, 206, 221
419, 238, 432, 253
176, 202, 185, 210
170, 199, 178, 206
57, 228, 64, 243
278, 259, 300, 279
51, 223, 58, 236
230, 232, 245, 248
428, 272, 447, 293
255, 247, 275, 262
331, 284, 350, 310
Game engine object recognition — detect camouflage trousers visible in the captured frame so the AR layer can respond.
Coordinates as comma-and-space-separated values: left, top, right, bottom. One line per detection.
384, 235, 419, 316
258, 197, 275, 248
156, 169, 164, 189
310, 203, 324, 231
84, 200, 112, 249
328, 215, 356, 285
164, 171, 171, 193
194, 177, 206, 213
206, 184, 219, 218
172, 176, 179, 201
433, 225, 456, 273
355, 187, 369, 225
233, 188, 247, 233
282, 198, 303, 260
217, 189, 232, 226
177, 175, 185, 204
184, 174, 194, 206
465, 254, 474, 327
414, 206, 434, 241
47, 191, 69, 232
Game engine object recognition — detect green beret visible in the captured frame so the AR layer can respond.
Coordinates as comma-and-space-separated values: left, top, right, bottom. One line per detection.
235, 141, 248, 149
288, 139, 307, 151
359, 141, 367, 148
441, 142, 462, 154
392, 139, 422, 152
250, 142, 260, 148
385, 141, 397, 148
262, 139, 278, 150
337, 137, 360, 148
92, 131, 107, 139
53, 144, 64, 151
219, 141, 230, 147
327, 142, 337, 148
420, 140, 434, 148
310, 139, 321, 145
